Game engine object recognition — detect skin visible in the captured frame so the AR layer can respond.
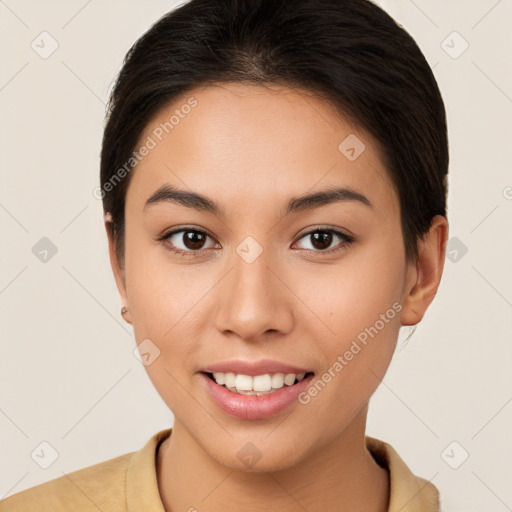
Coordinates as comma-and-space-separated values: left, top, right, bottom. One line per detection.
105, 82, 448, 511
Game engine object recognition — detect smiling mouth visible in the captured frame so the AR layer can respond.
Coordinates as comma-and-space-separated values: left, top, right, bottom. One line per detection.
203, 371, 315, 396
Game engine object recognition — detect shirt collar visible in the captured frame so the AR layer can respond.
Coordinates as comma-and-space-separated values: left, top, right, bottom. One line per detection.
126, 428, 170, 512
365, 435, 440, 511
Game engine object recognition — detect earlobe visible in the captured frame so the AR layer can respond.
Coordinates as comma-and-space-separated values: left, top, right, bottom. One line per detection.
104, 213, 132, 325
400, 215, 449, 327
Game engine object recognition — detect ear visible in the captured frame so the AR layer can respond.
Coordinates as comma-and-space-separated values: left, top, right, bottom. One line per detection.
400, 215, 449, 326
104, 212, 132, 325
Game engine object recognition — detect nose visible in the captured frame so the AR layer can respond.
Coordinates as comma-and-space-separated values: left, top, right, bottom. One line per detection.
214, 242, 294, 342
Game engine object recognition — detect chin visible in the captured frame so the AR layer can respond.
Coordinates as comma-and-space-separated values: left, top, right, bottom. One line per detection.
196, 430, 316, 474
219, 447, 306, 474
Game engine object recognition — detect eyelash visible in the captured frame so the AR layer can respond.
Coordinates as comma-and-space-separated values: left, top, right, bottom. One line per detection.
157, 226, 355, 257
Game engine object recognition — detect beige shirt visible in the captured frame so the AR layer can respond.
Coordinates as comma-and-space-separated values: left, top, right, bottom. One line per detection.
0, 428, 440, 511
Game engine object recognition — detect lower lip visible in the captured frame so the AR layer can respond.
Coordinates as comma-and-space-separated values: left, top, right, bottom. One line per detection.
200, 372, 314, 420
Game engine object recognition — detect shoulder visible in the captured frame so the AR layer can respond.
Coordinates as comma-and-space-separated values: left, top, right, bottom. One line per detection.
0, 428, 172, 512
0, 451, 133, 511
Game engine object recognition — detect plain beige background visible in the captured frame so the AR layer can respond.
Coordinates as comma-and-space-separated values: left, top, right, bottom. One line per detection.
1, 0, 511, 510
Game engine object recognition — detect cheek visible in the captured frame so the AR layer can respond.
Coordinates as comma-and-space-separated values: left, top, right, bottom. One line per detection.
125, 234, 201, 332
291, 243, 404, 395
123, 236, 203, 389
124, 241, 206, 413
294, 245, 404, 339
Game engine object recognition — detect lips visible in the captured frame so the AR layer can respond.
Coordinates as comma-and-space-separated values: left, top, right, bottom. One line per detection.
198, 359, 316, 419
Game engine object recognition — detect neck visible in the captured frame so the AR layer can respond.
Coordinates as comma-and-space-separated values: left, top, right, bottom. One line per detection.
157, 406, 389, 512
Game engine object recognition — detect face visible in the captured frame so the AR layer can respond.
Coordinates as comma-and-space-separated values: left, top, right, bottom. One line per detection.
110, 82, 421, 471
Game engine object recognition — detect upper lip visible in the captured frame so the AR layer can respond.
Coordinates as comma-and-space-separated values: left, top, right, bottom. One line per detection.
201, 359, 313, 376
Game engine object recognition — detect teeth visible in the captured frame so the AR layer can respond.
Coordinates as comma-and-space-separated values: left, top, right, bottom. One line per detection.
235, 374, 253, 391
271, 373, 285, 388
213, 372, 225, 385
209, 371, 308, 394
253, 374, 272, 392
224, 372, 236, 388
284, 373, 296, 386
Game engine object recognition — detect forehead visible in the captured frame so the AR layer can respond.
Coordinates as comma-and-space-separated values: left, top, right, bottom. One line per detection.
126, 82, 397, 216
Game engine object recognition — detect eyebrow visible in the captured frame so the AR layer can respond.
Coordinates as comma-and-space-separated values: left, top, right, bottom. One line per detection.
143, 183, 373, 218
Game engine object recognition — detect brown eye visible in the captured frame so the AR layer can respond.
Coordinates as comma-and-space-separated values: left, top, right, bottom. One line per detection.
294, 228, 354, 253
160, 228, 217, 255
310, 231, 333, 250
181, 230, 208, 250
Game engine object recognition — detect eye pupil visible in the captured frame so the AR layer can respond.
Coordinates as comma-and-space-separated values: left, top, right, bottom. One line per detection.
184, 231, 206, 250
311, 231, 332, 250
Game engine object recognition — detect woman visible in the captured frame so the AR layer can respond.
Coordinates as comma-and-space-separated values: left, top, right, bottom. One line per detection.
1, 0, 449, 510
